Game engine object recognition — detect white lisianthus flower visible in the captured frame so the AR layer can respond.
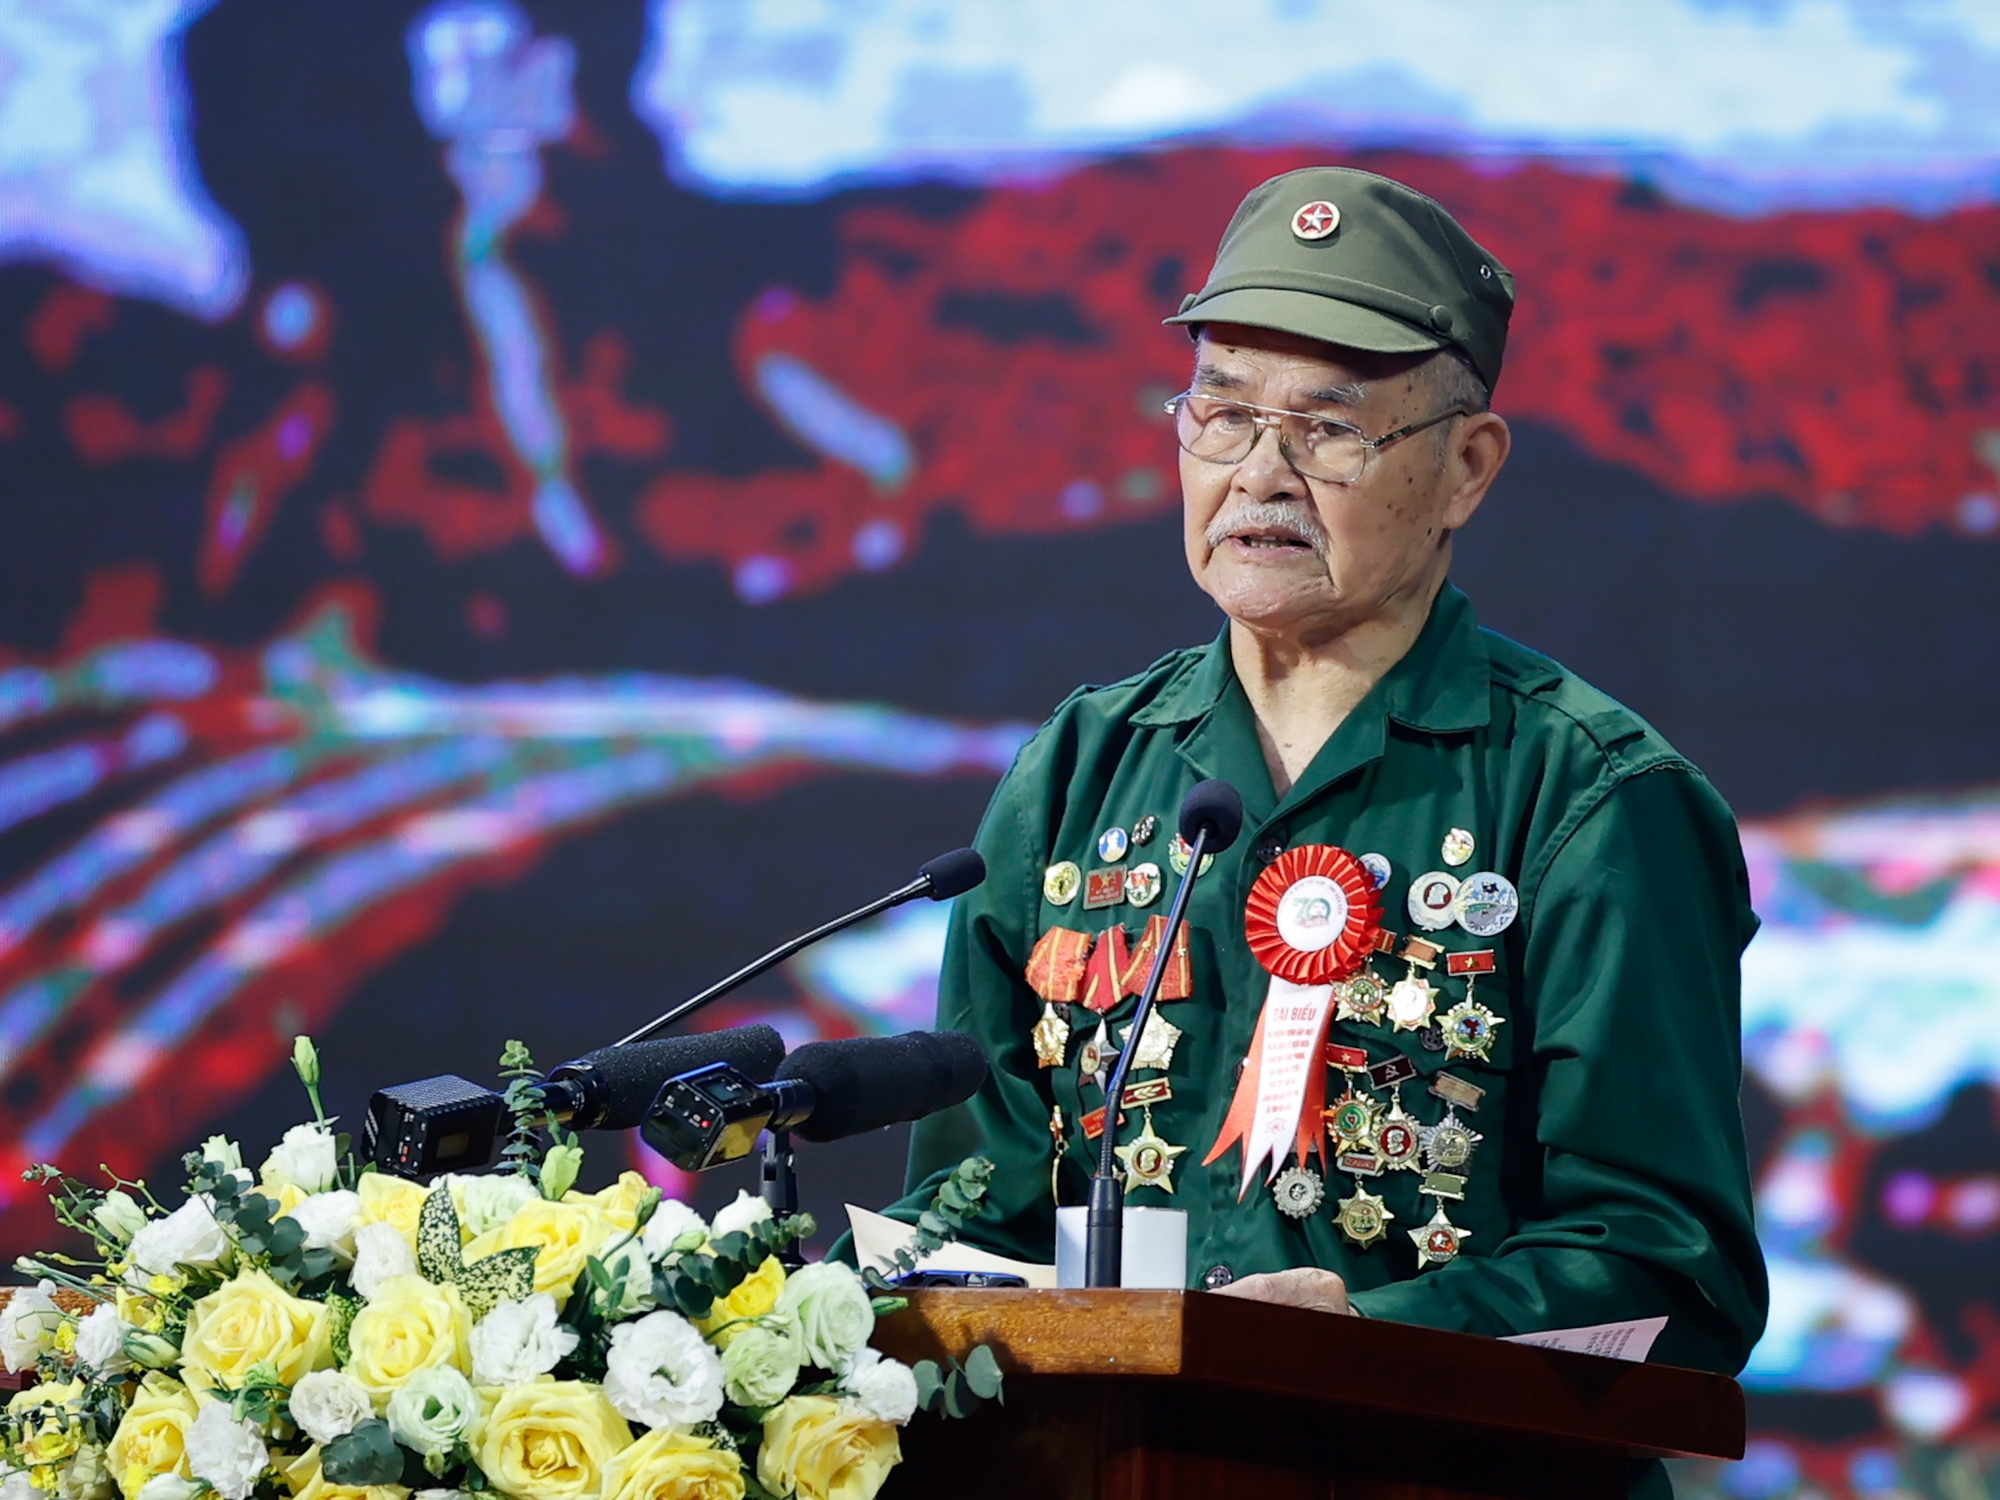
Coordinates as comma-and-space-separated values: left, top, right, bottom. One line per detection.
58, 1442, 111, 1500
127, 1196, 230, 1278
91, 1190, 148, 1246
445, 1173, 537, 1238
135, 1477, 202, 1500
603, 1309, 726, 1430
412, 1491, 475, 1500
709, 1190, 771, 1242
73, 1304, 130, 1375
258, 1124, 338, 1195
638, 1200, 707, 1262
386, 1366, 481, 1459
287, 1189, 360, 1262
0, 1281, 60, 1372
467, 1294, 577, 1387
288, 1368, 374, 1446
349, 1221, 418, 1301
774, 1260, 874, 1373
0, 1472, 37, 1500
200, 1136, 243, 1174
185, 1401, 268, 1500
839, 1347, 920, 1425
719, 1321, 802, 1409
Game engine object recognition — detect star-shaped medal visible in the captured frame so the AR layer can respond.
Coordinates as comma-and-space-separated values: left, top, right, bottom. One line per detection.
1337, 969, 1389, 1025
1031, 1002, 1071, 1069
1419, 1109, 1483, 1172
1324, 1085, 1381, 1151
1373, 1091, 1423, 1172
1335, 1185, 1394, 1247
1077, 1019, 1115, 1078
1115, 1108, 1187, 1194
1409, 1205, 1472, 1267
1385, 975, 1438, 1032
1118, 1010, 1183, 1072
1439, 999, 1505, 1062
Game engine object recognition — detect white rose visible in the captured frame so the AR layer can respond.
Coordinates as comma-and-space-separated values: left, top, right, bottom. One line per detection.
774, 1260, 874, 1373
602, 1309, 725, 1431
73, 1304, 130, 1375
288, 1368, 374, 1446
445, 1173, 537, 1238
0, 1281, 59, 1372
709, 1190, 771, 1242
839, 1347, 919, 1425
127, 1197, 230, 1278
639, 1200, 707, 1262
0, 1473, 36, 1500
287, 1190, 360, 1263
185, 1401, 268, 1500
386, 1366, 480, 1459
719, 1322, 802, 1408
58, 1443, 112, 1500
259, 1124, 338, 1195
200, 1136, 243, 1174
349, 1221, 418, 1301
412, 1491, 474, 1500
91, 1191, 148, 1246
135, 1478, 202, 1500
467, 1294, 577, 1387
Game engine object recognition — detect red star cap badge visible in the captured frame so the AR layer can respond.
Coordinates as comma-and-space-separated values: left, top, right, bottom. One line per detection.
1291, 200, 1340, 240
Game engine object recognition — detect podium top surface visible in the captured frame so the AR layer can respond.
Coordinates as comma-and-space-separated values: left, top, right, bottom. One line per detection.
874, 1289, 1744, 1463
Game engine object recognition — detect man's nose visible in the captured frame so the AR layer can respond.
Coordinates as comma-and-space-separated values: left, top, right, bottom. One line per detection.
1234, 419, 1307, 497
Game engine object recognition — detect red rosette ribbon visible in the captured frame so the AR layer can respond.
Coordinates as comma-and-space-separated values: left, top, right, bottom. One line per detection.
1243, 844, 1382, 985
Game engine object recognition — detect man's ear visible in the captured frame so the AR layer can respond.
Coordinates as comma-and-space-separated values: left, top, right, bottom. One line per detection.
1443, 412, 1510, 532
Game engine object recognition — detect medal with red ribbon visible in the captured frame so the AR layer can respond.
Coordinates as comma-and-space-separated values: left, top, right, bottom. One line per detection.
1205, 845, 1384, 1197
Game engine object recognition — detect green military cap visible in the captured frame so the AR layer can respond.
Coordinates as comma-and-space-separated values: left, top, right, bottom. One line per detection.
1167, 166, 1516, 391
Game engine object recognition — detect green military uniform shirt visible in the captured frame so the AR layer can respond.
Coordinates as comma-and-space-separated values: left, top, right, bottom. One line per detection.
884, 582, 1767, 1391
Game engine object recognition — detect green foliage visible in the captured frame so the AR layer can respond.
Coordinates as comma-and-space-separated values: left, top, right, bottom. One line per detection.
496, 1039, 547, 1183
417, 1186, 464, 1285
321, 1418, 406, 1486
410, 1184, 534, 1320
859, 1157, 994, 1291
326, 1292, 359, 1366
650, 1213, 815, 1324
911, 1343, 1004, 1420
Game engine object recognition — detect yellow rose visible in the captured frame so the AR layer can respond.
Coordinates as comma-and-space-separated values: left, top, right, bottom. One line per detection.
693, 1257, 785, 1348
601, 1426, 743, 1500
181, 1268, 333, 1393
280, 1445, 411, 1500
256, 1182, 309, 1219
343, 1274, 469, 1410
756, 1396, 900, 1500
568, 1172, 654, 1237
9, 1378, 89, 1474
356, 1174, 429, 1247
106, 1374, 198, 1500
463, 1199, 603, 1307
477, 1379, 632, 1500
115, 1287, 165, 1335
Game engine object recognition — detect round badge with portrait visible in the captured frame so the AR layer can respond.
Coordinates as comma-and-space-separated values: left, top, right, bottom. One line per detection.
1243, 844, 1382, 986
1405, 870, 1461, 931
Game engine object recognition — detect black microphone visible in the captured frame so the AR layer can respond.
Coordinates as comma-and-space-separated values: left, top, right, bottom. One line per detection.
364, 1024, 786, 1179
615, 849, 988, 1046
1087, 779, 1243, 1288
641, 1031, 988, 1171
539, 1025, 787, 1130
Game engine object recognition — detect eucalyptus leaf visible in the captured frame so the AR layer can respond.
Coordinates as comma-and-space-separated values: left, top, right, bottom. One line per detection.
963, 1343, 1004, 1401
322, 1418, 404, 1486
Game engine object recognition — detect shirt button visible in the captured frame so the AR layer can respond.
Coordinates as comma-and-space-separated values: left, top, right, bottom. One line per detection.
1201, 1264, 1235, 1290
1253, 834, 1285, 864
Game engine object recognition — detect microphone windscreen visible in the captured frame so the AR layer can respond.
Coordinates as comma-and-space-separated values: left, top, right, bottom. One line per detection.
1179, 778, 1244, 854
776, 1030, 988, 1143
562, 1024, 787, 1131
918, 847, 986, 900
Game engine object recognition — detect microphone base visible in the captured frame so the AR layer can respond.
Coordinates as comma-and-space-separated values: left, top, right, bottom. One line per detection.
761, 1128, 804, 1270
1083, 1172, 1124, 1287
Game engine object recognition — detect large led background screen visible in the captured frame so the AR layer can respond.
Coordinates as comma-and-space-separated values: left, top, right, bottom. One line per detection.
5, 2, 2000, 1495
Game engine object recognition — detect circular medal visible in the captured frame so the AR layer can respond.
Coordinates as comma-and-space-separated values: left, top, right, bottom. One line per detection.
1098, 826, 1130, 863
1439, 1000, 1505, 1063
1441, 828, 1475, 866
1421, 1116, 1481, 1172
1245, 845, 1382, 985
1043, 861, 1081, 906
1359, 852, 1392, 890
1133, 814, 1158, 846
1271, 1165, 1325, 1219
1336, 970, 1388, 1025
1124, 861, 1162, 908
1167, 833, 1215, 877
1453, 871, 1519, 937
1335, 1186, 1394, 1248
1405, 871, 1460, 931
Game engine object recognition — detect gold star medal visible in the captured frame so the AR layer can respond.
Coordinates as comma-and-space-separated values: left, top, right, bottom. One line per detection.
1420, 1108, 1483, 1172
1118, 1010, 1183, 1072
1323, 1081, 1380, 1152
1335, 1185, 1394, 1248
1439, 1000, 1504, 1063
1077, 1019, 1115, 1078
1409, 1204, 1472, 1267
1116, 1107, 1186, 1193
1031, 1002, 1071, 1069
1372, 1087, 1423, 1172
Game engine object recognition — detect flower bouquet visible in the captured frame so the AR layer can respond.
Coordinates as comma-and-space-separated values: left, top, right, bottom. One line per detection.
0, 1038, 999, 1500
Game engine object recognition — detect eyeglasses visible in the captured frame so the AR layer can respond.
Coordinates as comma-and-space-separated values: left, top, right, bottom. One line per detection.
1163, 390, 1471, 485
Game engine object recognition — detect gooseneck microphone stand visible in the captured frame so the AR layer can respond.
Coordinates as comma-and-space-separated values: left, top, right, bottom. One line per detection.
1085, 781, 1242, 1287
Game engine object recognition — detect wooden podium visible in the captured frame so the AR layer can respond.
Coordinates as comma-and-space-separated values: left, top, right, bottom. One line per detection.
872, 1290, 1743, 1500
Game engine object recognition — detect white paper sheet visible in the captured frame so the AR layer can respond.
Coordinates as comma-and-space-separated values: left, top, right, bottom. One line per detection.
844, 1204, 1058, 1288
1500, 1315, 1668, 1361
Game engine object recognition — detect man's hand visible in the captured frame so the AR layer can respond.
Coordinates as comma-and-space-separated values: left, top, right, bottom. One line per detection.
1209, 1267, 1352, 1315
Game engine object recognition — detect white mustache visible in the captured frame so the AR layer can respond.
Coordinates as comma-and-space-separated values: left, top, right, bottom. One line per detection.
1205, 501, 1328, 556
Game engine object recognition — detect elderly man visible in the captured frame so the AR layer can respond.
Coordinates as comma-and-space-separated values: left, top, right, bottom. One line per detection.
888, 166, 1766, 1435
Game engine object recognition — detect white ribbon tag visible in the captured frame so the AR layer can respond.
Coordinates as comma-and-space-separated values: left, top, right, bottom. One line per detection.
1240, 976, 1336, 1194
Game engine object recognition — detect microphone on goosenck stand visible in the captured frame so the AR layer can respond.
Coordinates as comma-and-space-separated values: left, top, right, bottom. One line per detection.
1086, 779, 1244, 1288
